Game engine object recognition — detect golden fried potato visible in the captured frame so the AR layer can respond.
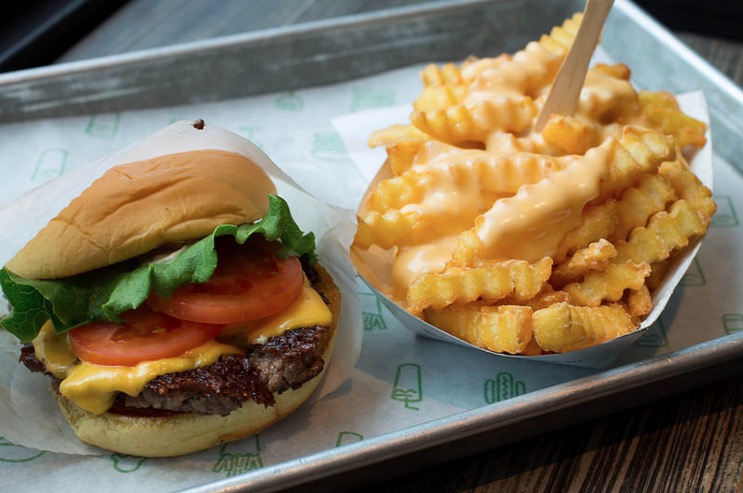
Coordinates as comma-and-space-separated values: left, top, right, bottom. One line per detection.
639, 90, 707, 148
368, 124, 431, 175
550, 238, 617, 287
406, 257, 552, 314
615, 199, 708, 265
424, 303, 534, 354
612, 172, 678, 242
627, 284, 653, 320
659, 159, 716, 225
541, 114, 600, 155
562, 261, 651, 307
532, 302, 637, 352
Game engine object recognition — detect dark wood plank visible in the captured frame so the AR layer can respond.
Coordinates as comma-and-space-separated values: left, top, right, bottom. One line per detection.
342, 375, 742, 492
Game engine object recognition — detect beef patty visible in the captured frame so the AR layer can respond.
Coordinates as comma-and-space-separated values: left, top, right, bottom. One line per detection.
19, 262, 334, 417
20, 324, 330, 417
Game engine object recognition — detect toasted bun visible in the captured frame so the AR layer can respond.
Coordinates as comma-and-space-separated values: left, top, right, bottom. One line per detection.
6, 150, 276, 280
55, 264, 340, 457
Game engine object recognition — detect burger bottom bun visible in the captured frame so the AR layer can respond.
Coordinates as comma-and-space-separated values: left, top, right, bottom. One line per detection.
56, 264, 340, 458
54, 360, 327, 457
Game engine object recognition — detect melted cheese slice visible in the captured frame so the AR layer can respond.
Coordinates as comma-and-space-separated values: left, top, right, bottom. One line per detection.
33, 281, 333, 415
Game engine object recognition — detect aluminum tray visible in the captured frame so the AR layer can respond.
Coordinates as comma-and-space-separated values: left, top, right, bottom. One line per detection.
0, 1, 741, 492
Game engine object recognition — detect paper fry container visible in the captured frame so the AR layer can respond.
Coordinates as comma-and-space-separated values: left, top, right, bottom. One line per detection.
350, 92, 713, 369
0, 120, 362, 454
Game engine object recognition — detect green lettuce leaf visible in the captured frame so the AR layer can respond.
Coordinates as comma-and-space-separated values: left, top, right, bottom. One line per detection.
0, 195, 316, 342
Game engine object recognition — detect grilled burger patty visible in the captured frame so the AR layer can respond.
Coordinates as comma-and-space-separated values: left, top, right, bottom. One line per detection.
20, 324, 330, 417
19, 263, 333, 417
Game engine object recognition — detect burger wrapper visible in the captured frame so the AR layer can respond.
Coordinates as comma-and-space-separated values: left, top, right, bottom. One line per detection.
0, 121, 362, 455
336, 91, 713, 369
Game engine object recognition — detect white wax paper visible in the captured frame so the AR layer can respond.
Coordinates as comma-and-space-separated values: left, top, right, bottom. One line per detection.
0, 60, 741, 493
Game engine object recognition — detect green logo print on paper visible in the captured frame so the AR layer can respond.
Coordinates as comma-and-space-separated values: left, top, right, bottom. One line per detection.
722, 313, 743, 334
711, 195, 738, 227
32, 148, 68, 183
680, 257, 706, 286
635, 318, 669, 347
391, 363, 422, 411
484, 372, 526, 403
360, 292, 387, 331
0, 436, 45, 463
212, 435, 263, 477
335, 431, 364, 447
238, 126, 265, 149
350, 87, 395, 111
85, 113, 120, 139
311, 132, 349, 162
275, 92, 304, 111
110, 453, 147, 473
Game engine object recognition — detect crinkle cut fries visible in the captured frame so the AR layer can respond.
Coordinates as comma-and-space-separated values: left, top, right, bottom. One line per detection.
354, 13, 715, 355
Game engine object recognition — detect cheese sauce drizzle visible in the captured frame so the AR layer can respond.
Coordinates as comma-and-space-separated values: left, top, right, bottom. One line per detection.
386, 60, 638, 303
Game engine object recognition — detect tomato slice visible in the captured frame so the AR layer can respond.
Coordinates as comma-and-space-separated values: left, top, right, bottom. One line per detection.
69, 307, 223, 366
147, 237, 304, 325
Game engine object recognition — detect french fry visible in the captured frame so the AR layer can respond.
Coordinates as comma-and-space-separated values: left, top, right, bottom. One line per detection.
541, 114, 600, 155
424, 303, 534, 354
406, 257, 552, 314
659, 159, 717, 225
551, 238, 617, 287
615, 199, 707, 265
596, 127, 675, 202
539, 12, 582, 55
593, 62, 631, 80
646, 259, 673, 291
365, 147, 564, 214
355, 207, 474, 250
555, 200, 619, 262
612, 172, 678, 242
421, 61, 465, 86
368, 124, 431, 176
368, 124, 430, 149
562, 261, 651, 307
533, 302, 637, 353
414, 84, 468, 112
411, 96, 537, 144
626, 284, 653, 320
639, 90, 707, 148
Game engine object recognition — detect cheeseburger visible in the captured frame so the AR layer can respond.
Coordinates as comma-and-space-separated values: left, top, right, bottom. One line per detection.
0, 120, 340, 457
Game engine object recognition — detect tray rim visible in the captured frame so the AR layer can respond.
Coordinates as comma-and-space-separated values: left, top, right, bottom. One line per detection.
0, 0, 741, 491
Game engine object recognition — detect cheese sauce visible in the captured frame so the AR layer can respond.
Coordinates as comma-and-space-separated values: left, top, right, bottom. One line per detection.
385, 60, 640, 303
464, 42, 563, 98
472, 141, 613, 262
392, 235, 459, 299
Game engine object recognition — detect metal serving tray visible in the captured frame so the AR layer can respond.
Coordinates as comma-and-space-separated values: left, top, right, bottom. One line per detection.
1, 1, 741, 492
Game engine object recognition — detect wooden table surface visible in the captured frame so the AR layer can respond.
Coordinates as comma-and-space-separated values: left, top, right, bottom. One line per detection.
54, 1, 743, 491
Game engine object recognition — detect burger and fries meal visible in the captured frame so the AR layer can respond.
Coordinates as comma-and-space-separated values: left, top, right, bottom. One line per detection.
0, 8, 716, 457
352, 13, 715, 355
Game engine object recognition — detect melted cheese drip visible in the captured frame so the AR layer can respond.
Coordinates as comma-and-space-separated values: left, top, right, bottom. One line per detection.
473, 142, 613, 262
392, 236, 458, 299
32, 280, 333, 415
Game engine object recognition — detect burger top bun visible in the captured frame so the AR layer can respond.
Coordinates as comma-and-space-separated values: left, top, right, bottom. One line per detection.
6, 150, 276, 280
